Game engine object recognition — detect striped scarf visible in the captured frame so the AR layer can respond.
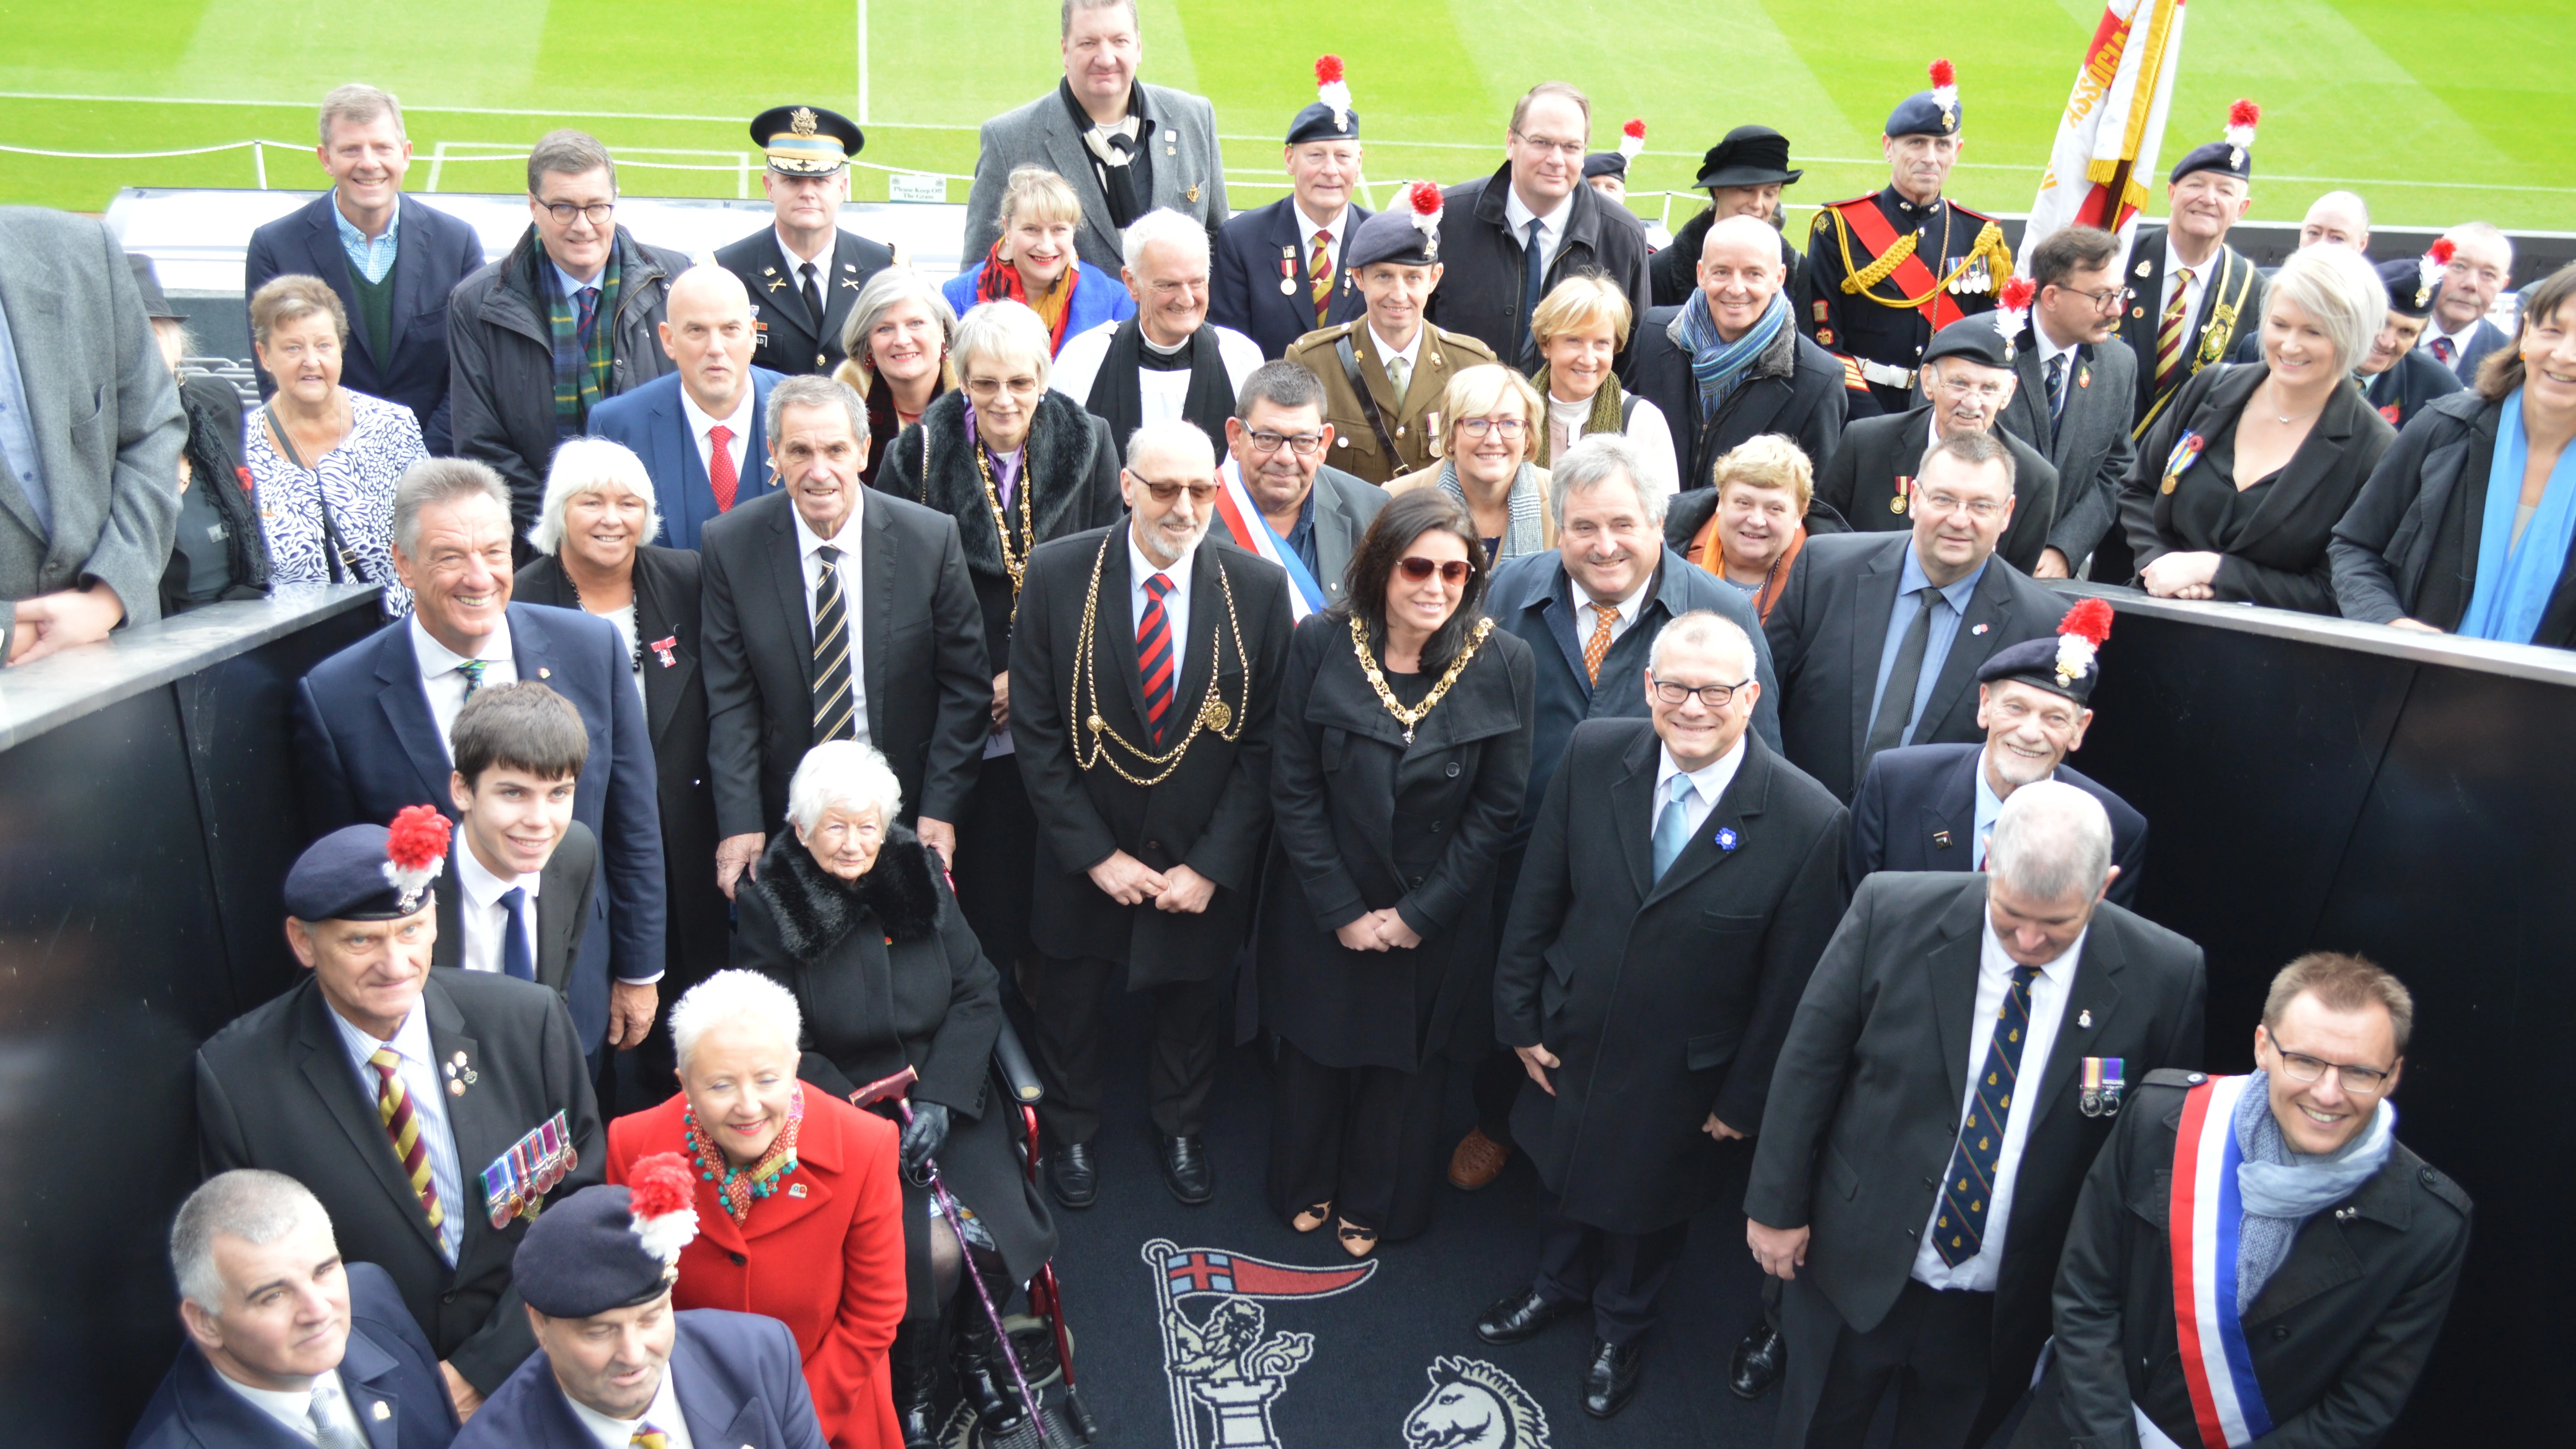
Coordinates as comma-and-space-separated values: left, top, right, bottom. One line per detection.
1676, 286, 1787, 422
546, 247, 621, 434
1437, 460, 1546, 560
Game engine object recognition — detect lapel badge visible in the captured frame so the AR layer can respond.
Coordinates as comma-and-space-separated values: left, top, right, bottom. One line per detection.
1932, 829, 1953, 850
843, 261, 856, 271
448, 1079, 465, 1097
2078, 1008, 2094, 1029
444, 1061, 458, 1077
1972, 622, 1990, 635
2079, 1055, 2125, 1117
453, 1052, 466, 1068
652, 635, 679, 668
372, 1401, 392, 1421
1186, 184, 1200, 203
766, 277, 787, 292
462, 1068, 478, 1083
1714, 827, 1739, 852
788, 1182, 809, 1198
2078, 365, 2091, 389
537, 667, 551, 680
2135, 259, 2152, 277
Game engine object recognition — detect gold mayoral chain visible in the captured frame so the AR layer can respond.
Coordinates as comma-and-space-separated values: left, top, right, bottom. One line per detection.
1069, 531, 1249, 787
1350, 612, 1494, 746
974, 430, 1038, 601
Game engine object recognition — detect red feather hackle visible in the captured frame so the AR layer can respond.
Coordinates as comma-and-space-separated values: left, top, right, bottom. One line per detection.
1622, 118, 1646, 139
1929, 58, 1956, 88
1407, 180, 1442, 216
627, 1152, 696, 1219
1999, 277, 2037, 312
385, 804, 451, 874
2429, 238, 2457, 265
2229, 99, 2261, 129
2059, 598, 2115, 645
1314, 54, 1343, 85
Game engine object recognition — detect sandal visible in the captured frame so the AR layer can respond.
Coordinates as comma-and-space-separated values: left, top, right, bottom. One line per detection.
1336, 1218, 1379, 1258
1291, 1201, 1333, 1234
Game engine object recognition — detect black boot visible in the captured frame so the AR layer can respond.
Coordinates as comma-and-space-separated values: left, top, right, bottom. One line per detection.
953, 1249, 1029, 1435
891, 1320, 942, 1449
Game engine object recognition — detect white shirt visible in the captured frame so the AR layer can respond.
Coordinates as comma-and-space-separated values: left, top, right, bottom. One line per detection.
777, 226, 838, 292
1503, 185, 1574, 277
1547, 391, 1681, 500
2032, 323, 2081, 409
1294, 200, 1352, 280
1654, 735, 1747, 842
1366, 320, 1426, 394
1046, 320, 1266, 426
455, 836, 542, 978
411, 616, 517, 760
563, 1360, 696, 1449
2159, 234, 2209, 327
1909, 912, 2087, 1291
329, 1002, 465, 1264
2421, 318, 2480, 364
792, 497, 872, 745
215, 1368, 359, 1445
678, 382, 756, 491
1128, 524, 1196, 686
1574, 571, 1652, 653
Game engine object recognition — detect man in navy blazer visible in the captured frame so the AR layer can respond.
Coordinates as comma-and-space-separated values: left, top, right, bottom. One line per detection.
1209, 86, 1371, 359
130, 1171, 460, 1449
2418, 222, 2515, 382
1847, 625, 2148, 909
294, 459, 665, 1061
243, 86, 486, 454
588, 266, 787, 551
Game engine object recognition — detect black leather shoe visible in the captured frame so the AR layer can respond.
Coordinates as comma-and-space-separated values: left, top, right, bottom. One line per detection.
1581, 1336, 1644, 1419
1159, 1133, 1215, 1205
1047, 1142, 1097, 1210
1729, 1320, 1786, 1400
1475, 1287, 1577, 1346
891, 1321, 941, 1449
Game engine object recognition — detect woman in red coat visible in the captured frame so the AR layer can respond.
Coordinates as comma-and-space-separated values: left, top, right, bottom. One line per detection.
608, 969, 906, 1449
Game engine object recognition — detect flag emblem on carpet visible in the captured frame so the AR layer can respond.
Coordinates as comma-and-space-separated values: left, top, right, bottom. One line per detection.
1145, 1237, 1380, 1449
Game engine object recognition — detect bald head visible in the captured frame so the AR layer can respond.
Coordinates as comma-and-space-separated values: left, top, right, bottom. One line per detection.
1125, 417, 1217, 477
1698, 214, 1786, 342
2299, 191, 2370, 253
1704, 212, 1780, 266
661, 265, 755, 413
1121, 419, 1219, 567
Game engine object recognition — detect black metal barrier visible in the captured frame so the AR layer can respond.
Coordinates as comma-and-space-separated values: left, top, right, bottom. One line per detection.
2057, 582, 2569, 1444
0, 585, 381, 1441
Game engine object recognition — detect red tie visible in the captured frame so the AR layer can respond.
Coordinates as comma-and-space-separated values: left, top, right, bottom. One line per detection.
1138, 574, 1176, 744
708, 424, 739, 512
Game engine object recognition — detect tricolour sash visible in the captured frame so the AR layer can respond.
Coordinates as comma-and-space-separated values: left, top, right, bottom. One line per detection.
1215, 462, 1326, 620
2169, 1073, 2274, 1448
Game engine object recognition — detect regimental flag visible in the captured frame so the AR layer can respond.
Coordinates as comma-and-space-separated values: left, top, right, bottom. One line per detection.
1161, 1246, 1377, 1300
2020, 0, 2191, 271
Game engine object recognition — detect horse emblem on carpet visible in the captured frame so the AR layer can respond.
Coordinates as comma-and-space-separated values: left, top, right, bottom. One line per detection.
1142, 1237, 1378, 1449
1401, 1357, 1552, 1449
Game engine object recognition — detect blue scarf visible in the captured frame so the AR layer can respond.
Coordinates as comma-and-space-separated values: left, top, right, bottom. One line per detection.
1676, 288, 1788, 422
2458, 388, 2576, 643
2230, 1069, 2395, 1313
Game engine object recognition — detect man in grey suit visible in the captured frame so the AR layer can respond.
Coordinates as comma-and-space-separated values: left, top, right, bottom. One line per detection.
1995, 225, 2139, 581
1216, 361, 1383, 612
1745, 783, 2205, 1449
0, 208, 184, 664
962, 0, 1227, 277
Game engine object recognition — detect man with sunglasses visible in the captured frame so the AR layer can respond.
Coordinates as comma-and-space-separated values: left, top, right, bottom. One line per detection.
1478, 607, 1846, 1419
2010, 952, 2468, 1449
1993, 226, 2140, 582
1217, 361, 1384, 615
450, 131, 688, 560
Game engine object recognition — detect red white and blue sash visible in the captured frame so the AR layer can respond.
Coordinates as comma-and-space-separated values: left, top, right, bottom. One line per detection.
1216, 462, 1326, 620
2168, 1073, 2274, 1449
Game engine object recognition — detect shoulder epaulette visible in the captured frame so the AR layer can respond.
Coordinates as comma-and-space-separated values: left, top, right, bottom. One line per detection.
2141, 1068, 2212, 1089
2412, 1161, 2473, 1216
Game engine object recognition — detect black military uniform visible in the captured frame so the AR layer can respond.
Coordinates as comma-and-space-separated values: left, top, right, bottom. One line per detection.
1802, 75, 2015, 419
713, 104, 897, 376
2364, 254, 2467, 431
1648, 125, 1807, 310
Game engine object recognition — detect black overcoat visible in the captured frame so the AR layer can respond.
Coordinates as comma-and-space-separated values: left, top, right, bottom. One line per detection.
1813, 405, 2062, 574
1258, 611, 1535, 1072
1493, 719, 1849, 1234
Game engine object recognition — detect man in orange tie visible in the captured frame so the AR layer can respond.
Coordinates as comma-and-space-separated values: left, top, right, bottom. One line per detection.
589, 265, 788, 551
196, 817, 603, 1419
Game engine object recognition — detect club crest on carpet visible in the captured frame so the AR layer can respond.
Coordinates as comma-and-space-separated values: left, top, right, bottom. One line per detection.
1402, 1357, 1552, 1449
1144, 1237, 1378, 1449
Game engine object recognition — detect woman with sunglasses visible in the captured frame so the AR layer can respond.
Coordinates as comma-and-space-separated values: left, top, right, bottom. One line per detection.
1386, 364, 1557, 562
1258, 489, 1537, 1257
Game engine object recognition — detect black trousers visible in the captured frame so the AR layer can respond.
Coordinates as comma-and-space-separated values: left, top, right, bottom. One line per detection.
1532, 1191, 1691, 1345
1029, 953, 1222, 1145
954, 754, 1037, 972
1266, 1041, 1447, 1239
1777, 1274, 1994, 1449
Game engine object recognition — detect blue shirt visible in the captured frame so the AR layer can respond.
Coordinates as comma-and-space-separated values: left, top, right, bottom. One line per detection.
1870, 548, 1988, 748
331, 192, 402, 285
0, 288, 48, 533
1283, 486, 1320, 582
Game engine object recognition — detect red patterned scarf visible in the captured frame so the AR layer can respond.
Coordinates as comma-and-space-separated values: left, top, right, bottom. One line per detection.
974, 241, 1079, 355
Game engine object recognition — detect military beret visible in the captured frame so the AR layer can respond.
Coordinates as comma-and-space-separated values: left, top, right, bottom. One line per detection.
515, 1163, 700, 1320
1694, 125, 1802, 191
283, 811, 451, 923
1922, 313, 2017, 370
1583, 151, 1628, 181
1978, 598, 2114, 705
2382, 240, 2456, 319
1289, 56, 1360, 146
2169, 101, 2259, 185
751, 104, 862, 176
1886, 60, 1961, 139
1347, 182, 1444, 271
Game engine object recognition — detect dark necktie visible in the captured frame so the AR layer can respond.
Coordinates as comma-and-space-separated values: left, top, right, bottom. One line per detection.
800, 262, 822, 328
1934, 964, 2043, 1266
2045, 353, 2068, 439
1138, 573, 1177, 745
1865, 586, 1947, 760
2429, 334, 2456, 365
575, 285, 600, 346
497, 886, 534, 981
1519, 218, 1548, 370
811, 545, 856, 741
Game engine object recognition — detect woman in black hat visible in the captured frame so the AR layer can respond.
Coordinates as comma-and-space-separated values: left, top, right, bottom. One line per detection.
1649, 125, 1806, 309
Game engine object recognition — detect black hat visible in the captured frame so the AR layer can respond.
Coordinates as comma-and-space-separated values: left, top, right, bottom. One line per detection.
1288, 55, 1360, 145
1886, 60, 1962, 139
283, 811, 452, 923
1977, 598, 2114, 705
127, 253, 184, 322
514, 1167, 702, 1320
1346, 182, 1444, 271
1583, 151, 1628, 181
2380, 241, 2459, 319
1693, 125, 1802, 191
750, 104, 862, 176
2168, 101, 2259, 185
1922, 313, 2018, 370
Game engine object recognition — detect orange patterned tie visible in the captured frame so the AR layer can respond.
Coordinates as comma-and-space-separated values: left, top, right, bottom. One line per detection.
367, 1049, 443, 1230
1582, 602, 1617, 686
1309, 230, 1334, 327
2153, 267, 2195, 393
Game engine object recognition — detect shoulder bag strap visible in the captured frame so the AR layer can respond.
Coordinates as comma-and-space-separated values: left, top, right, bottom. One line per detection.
261, 402, 369, 585
1334, 332, 1402, 461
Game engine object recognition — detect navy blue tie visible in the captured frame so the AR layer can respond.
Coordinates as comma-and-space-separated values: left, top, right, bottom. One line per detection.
2045, 353, 2068, 439
498, 886, 535, 981
1934, 965, 2041, 1266
1519, 218, 1547, 369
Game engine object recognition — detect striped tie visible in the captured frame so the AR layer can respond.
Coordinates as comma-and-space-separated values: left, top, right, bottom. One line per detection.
456, 659, 486, 697
1582, 602, 1617, 686
1138, 572, 1177, 745
1310, 229, 1334, 327
629, 1425, 670, 1449
2153, 267, 2195, 393
810, 545, 856, 742
367, 1048, 443, 1231
1932, 965, 2040, 1266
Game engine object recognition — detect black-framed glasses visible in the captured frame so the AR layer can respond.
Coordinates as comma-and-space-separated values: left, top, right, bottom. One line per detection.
1136, 477, 1219, 505
1650, 675, 1751, 709
1396, 556, 1471, 584
1246, 429, 1326, 457
2272, 1045, 2393, 1095
2062, 283, 2135, 313
536, 199, 615, 226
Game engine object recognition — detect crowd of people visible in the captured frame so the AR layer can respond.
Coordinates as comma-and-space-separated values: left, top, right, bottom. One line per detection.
0, 5, 2524, 1447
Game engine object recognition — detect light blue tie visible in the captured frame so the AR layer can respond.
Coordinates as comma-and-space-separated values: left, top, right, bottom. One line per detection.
1652, 775, 1696, 880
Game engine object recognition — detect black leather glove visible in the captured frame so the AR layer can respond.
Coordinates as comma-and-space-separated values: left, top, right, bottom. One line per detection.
900, 1101, 951, 1176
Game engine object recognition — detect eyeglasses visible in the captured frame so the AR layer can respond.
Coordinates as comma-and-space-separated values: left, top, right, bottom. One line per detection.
1918, 489, 2006, 521
2271, 1045, 2394, 1095
2061, 284, 2135, 313
1135, 477, 1219, 505
1246, 429, 1326, 457
1650, 676, 1751, 709
1458, 417, 1528, 440
1510, 131, 1587, 159
965, 376, 1044, 399
1930, 375, 2013, 401
536, 199, 615, 226
1396, 556, 1472, 584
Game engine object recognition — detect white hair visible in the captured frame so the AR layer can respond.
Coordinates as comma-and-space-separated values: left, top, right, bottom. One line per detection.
2266, 245, 2387, 377
1985, 779, 2114, 901
669, 969, 803, 1074
1550, 433, 1667, 527
2442, 219, 2513, 270
171, 1170, 330, 1317
786, 739, 904, 835
1121, 207, 1211, 275
529, 437, 663, 556
1647, 608, 1756, 678
951, 299, 1054, 389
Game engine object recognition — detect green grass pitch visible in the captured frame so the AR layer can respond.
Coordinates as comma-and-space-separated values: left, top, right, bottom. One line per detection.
2, 0, 2570, 233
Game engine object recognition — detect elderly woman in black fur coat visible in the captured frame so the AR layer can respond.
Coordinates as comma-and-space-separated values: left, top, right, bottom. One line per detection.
735, 740, 1060, 1446
873, 297, 1123, 981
